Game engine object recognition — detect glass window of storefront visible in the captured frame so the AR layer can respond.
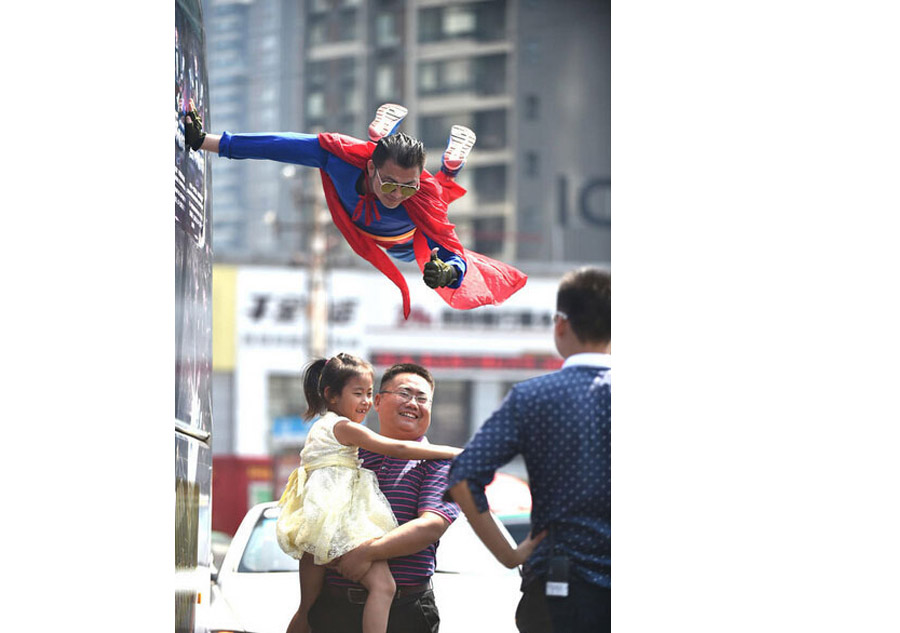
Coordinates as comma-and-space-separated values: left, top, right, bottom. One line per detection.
428, 380, 472, 447
268, 373, 310, 451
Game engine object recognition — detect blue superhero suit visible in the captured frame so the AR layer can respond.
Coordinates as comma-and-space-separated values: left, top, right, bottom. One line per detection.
217, 132, 466, 288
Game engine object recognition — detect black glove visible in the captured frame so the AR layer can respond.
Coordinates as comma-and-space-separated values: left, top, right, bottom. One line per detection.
184, 106, 206, 151
423, 250, 458, 288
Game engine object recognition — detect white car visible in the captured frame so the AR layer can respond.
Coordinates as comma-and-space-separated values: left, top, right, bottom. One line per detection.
209, 501, 522, 633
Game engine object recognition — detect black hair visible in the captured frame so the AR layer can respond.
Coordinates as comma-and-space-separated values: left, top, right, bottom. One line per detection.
557, 267, 611, 344
379, 362, 435, 392
371, 132, 426, 171
302, 352, 375, 420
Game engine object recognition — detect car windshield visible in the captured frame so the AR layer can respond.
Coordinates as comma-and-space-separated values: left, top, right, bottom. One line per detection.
498, 512, 532, 544
234, 506, 517, 577
237, 515, 298, 573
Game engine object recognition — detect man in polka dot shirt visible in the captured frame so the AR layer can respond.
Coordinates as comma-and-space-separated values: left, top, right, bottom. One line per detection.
446, 267, 611, 633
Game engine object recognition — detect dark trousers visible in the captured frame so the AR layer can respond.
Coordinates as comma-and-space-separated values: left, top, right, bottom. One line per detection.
515, 578, 610, 633
309, 586, 440, 633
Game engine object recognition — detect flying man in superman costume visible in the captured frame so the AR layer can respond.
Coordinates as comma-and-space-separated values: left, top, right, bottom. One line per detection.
183, 102, 527, 318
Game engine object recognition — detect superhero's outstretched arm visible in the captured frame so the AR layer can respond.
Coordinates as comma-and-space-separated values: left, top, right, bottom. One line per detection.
423, 244, 466, 289
218, 132, 328, 167
183, 102, 326, 167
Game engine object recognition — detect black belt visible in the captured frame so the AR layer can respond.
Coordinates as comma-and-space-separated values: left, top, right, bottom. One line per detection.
325, 580, 432, 605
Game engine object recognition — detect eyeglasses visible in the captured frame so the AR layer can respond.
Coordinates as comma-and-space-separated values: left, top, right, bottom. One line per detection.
380, 389, 432, 406
375, 168, 419, 197
554, 310, 569, 322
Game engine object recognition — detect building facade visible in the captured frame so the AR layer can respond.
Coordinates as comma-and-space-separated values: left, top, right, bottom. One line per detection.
212, 264, 562, 449
202, 0, 610, 267
211, 263, 563, 504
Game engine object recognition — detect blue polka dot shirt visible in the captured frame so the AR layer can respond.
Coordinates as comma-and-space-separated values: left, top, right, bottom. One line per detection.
446, 354, 611, 588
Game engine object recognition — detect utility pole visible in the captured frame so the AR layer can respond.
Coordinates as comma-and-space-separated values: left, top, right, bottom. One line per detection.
272, 166, 329, 360
307, 184, 328, 359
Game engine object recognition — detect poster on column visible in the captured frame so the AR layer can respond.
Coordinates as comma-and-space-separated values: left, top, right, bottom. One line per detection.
175, 0, 212, 435
175, 0, 209, 247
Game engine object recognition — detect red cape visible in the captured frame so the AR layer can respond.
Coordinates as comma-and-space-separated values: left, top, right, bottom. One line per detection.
317, 133, 527, 318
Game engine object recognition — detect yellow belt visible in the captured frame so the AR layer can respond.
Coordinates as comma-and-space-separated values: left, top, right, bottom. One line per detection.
277, 454, 361, 508
358, 226, 417, 244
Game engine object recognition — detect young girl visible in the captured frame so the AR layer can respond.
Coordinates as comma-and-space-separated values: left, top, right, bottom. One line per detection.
276, 353, 461, 633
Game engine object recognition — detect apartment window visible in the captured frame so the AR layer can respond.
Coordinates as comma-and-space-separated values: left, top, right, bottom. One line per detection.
259, 34, 277, 52
420, 114, 466, 149
341, 87, 361, 115
337, 11, 359, 41
444, 59, 469, 90
213, 48, 241, 67
444, 6, 476, 36
418, 63, 438, 93
524, 40, 540, 65
472, 216, 506, 257
307, 91, 325, 118
473, 109, 507, 150
427, 380, 471, 447
375, 64, 397, 101
420, 111, 508, 154
474, 54, 507, 95
212, 101, 240, 119
337, 58, 356, 85
418, 5, 476, 41
259, 87, 276, 105
418, 8, 441, 42
375, 12, 399, 47
419, 55, 506, 97
308, 61, 327, 87
214, 222, 245, 252
308, 10, 358, 43
259, 107, 277, 129
213, 13, 243, 32
309, 18, 328, 45
417, 59, 470, 95
473, 165, 507, 203
525, 94, 540, 120
476, 1, 507, 40
338, 114, 356, 134
525, 152, 539, 177
418, 1, 507, 43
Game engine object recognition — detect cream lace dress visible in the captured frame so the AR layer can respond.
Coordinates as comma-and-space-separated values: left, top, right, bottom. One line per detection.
276, 411, 398, 565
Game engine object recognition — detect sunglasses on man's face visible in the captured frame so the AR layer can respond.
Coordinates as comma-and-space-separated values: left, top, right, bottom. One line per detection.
375, 168, 419, 197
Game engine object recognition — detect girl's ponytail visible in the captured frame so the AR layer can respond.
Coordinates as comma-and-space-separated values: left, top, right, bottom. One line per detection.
302, 358, 329, 420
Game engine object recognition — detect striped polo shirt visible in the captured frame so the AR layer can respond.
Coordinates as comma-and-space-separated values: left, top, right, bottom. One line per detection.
326, 447, 460, 588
